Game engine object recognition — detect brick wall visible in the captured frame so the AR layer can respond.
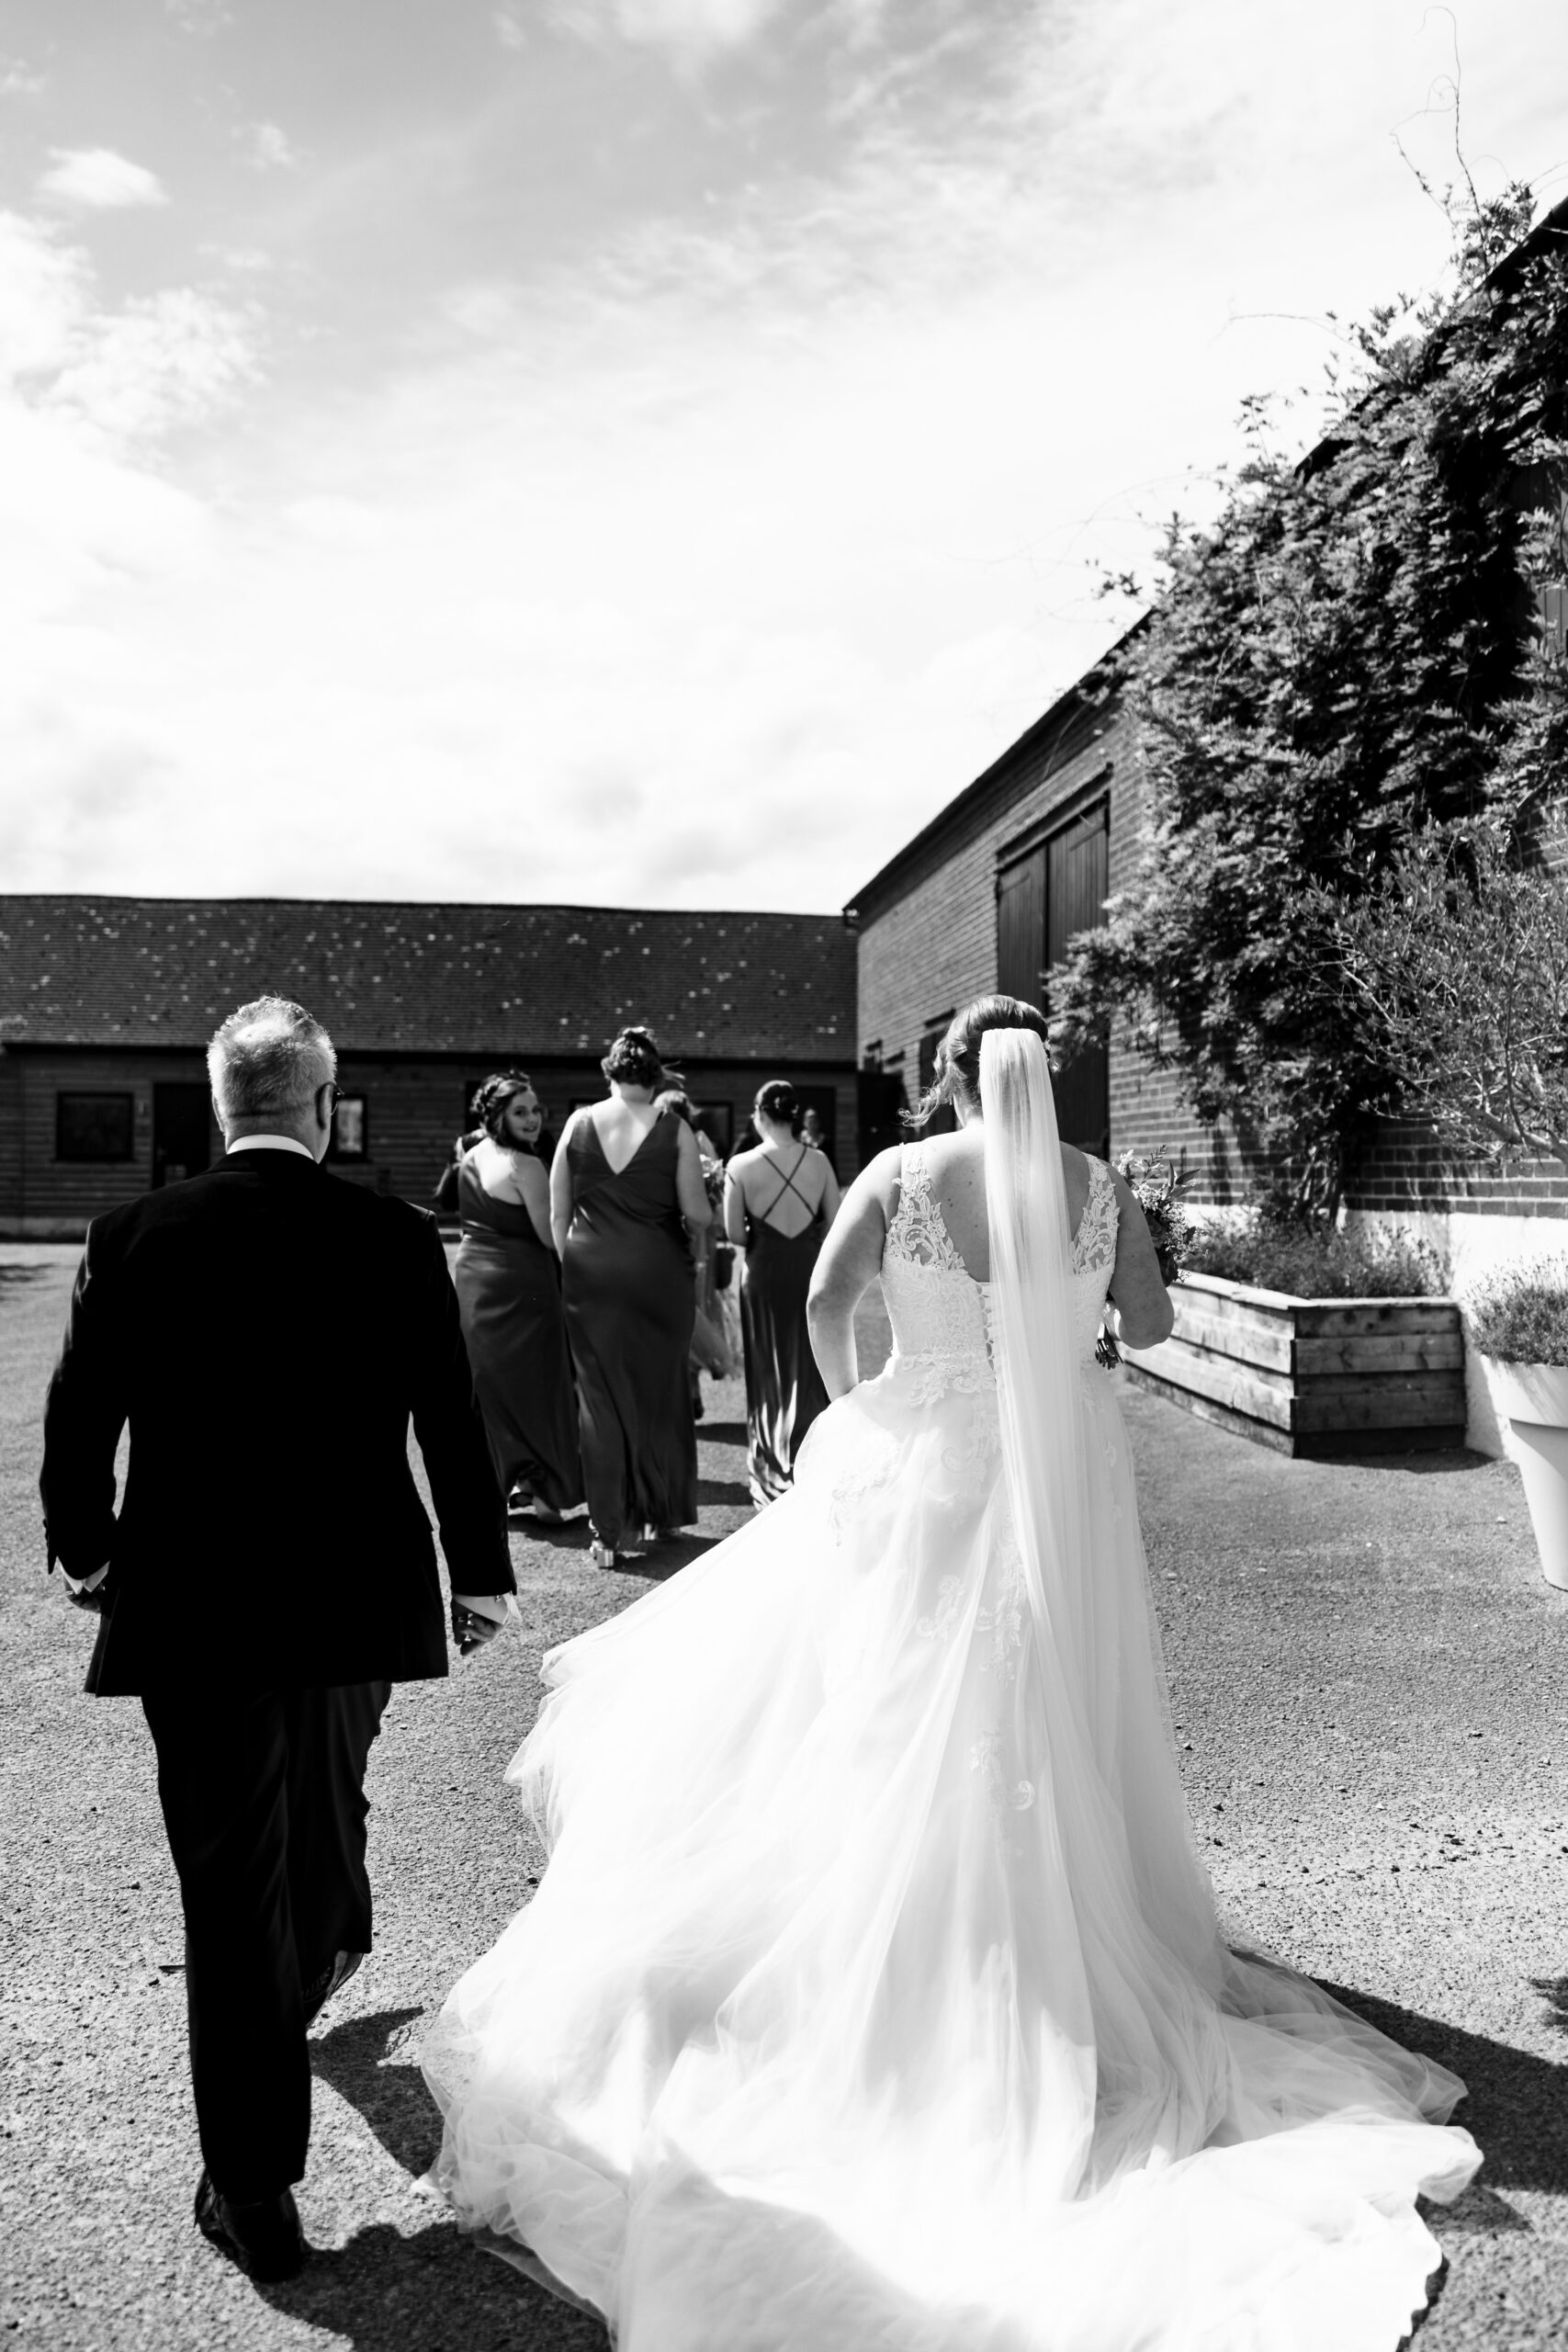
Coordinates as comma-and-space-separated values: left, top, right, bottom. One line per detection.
856, 704, 1135, 1119
853, 707, 1568, 1221
1346, 1118, 1568, 1219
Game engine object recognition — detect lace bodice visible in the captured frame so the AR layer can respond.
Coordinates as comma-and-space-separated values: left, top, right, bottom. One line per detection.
881, 1143, 1118, 1396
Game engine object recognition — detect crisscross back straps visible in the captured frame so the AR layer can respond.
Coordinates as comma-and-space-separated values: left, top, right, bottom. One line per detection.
756, 1146, 815, 1227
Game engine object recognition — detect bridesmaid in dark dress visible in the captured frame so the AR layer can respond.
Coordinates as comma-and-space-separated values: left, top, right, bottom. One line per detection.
551, 1028, 712, 1569
724, 1080, 840, 1507
453, 1073, 583, 1521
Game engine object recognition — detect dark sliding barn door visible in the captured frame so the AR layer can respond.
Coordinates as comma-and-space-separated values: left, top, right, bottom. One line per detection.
995, 800, 1110, 1155
152, 1082, 213, 1188
996, 843, 1047, 1010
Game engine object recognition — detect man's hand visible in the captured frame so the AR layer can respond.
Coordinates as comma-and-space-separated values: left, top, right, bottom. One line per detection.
60, 1564, 110, 1615
450, 1591, 509, 1657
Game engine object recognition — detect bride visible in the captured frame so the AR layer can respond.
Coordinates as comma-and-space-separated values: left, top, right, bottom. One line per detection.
423, 994, 1479, 2350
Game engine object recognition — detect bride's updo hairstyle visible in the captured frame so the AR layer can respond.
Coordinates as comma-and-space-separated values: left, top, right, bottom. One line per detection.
602, 1025, 668, 1092
906, 994, 1051, 1127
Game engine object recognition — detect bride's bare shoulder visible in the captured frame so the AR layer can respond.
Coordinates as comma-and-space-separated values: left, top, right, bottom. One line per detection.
918, 1127, 983, 1171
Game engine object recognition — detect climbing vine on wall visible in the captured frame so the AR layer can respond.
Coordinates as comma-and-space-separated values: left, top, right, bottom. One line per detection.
1053, 182, 1568, 1219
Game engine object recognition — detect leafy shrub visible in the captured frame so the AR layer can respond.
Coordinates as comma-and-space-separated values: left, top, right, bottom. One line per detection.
1183, 1214, 1447, 1299
1466, 1259, 1568, 1365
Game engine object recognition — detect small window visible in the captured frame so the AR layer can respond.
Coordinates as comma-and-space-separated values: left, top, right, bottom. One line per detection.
57, 1093, 135, 1163
329, 1095, 369, 1159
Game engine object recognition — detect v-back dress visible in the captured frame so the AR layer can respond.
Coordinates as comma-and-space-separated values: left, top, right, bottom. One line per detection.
424, 1144, 1478, 2351
453, 1156, 583, 1516
561, 1110, 697, 1552
738, 1146, 830, 1506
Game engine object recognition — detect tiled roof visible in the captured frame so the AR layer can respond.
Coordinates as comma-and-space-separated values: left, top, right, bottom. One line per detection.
0, 897, 855, 1064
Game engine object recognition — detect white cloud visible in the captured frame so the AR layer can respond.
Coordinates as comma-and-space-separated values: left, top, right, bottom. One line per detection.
164, 0, 234, 30
243, 120, 299, 172
0, 209, 254, 663
0, 55, 45, 97
492, 8, 527, 50
0, 210, 90, 378
548, 0, 786, 59
49, 288, 261, 444
37, 148, 169, 211
0, 0, 1552, 910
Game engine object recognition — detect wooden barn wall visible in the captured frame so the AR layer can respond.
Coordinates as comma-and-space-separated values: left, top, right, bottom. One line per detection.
0, 1047, 858, 1236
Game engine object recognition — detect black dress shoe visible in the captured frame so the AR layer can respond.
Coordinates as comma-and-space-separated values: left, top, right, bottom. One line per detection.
195, 2169, 308, 2281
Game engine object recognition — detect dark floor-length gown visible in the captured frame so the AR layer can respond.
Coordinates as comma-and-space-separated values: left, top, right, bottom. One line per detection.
562, 1112, 696, 1550
739, 1154, 829, 1507
453, 1156, 583, 1515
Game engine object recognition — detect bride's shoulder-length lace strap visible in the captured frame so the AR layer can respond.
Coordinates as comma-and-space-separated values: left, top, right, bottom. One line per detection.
886, 1139, 964, 1272
1073, 1153, 1120, 1273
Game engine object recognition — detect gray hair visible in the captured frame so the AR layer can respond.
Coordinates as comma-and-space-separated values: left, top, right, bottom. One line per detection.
208, 997, 336, 1125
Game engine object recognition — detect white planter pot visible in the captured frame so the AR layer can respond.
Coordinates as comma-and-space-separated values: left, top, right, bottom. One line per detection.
1481, 1357, 1568, 1591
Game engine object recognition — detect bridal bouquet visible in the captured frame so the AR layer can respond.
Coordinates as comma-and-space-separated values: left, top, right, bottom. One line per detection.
1096, 1148, 1192, 1369
1118, 1149, 1193, 1289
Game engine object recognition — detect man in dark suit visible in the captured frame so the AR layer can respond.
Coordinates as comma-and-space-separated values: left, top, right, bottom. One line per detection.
39, 996, 515, 2283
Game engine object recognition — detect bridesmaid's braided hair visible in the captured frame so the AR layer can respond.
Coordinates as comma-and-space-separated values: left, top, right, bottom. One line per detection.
474, 1070, 536, 1141
904, 995, 1051, 1128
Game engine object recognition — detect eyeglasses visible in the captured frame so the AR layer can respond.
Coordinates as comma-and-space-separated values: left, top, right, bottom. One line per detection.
321, 1083, 348, 1115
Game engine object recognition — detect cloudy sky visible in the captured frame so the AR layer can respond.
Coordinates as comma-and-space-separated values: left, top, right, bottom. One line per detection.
0, 2, 1560, 913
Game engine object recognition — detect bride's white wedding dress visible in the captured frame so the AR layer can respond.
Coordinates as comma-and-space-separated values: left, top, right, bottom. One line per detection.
423, 1032, 1479, 2350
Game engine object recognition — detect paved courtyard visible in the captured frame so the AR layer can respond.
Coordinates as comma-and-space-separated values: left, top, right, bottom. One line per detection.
3, 1238, 1566, 2350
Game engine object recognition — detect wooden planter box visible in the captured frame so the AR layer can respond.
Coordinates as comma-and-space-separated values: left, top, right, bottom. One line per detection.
1120, 1272, 1466, 1457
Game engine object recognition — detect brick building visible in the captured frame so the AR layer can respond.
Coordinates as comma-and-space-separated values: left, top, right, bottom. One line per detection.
847, 191, 1568, 1276
847, 670, 1568, 1216
0, 897, 857, 1237
846, 654, 1201, 1172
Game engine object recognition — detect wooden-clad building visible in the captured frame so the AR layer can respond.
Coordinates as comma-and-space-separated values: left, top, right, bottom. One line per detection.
0, 896, 857, 1236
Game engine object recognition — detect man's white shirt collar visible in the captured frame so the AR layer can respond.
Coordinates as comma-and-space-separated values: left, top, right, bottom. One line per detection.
227, 1134, 316, 1161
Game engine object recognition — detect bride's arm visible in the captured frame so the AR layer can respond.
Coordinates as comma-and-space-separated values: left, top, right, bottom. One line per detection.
1103, 1173, 1176, 1351
807, 1149, 897, 1398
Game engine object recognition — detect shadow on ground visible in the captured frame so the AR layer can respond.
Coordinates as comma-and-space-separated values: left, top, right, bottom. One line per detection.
303, 2011, 606, 2348
255, 2220, 607, 2352
695, 1476, 750, 1510
314, 2007, 437, 2177
1306, 1449, 1495, 1478
1322, 1978, 1568, 2229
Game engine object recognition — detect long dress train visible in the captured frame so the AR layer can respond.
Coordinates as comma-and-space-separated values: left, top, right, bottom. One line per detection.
561, 1113, 696, 1549
453, 1157, 583, 1514
425, 1052, 1479, 2351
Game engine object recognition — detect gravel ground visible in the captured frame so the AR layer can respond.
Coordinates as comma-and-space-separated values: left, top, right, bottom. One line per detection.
3, 1239, 1565, 2350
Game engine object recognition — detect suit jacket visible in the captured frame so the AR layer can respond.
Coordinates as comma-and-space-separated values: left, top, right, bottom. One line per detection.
39, 1149, 514, 1696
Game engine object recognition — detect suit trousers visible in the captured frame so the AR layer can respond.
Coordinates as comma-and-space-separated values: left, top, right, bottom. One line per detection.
141, 1680, 391, 2201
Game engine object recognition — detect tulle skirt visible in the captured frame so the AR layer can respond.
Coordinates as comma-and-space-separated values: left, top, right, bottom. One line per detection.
423, 1355, 1480, 2350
